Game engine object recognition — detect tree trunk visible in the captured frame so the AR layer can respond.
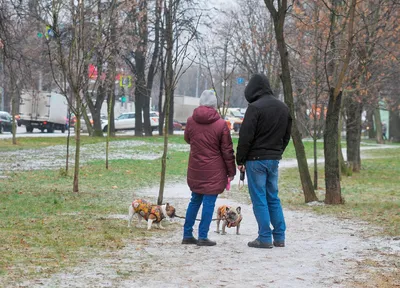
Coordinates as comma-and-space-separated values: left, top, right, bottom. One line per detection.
346, 97, 363, 172
134, 55, 145, 137
366, 109, 375, 139
324, 90, 343, 204
106, 81, 115, 169
91, 108, 103, 136
389, 110, 400, 142
374, 108, 383, 144
66, 110, 71, 173
106, 91, 115, 136
264, 0, 318, 203
87, 83, 106, 137
105, 6, 117, 144
158, 0, 174, 205
157, 11, 166, 137
106, 13, 117, 169
167, 88, 174, 135
73, 95, 81, 193
313, 133, 318, 190
146, 0, 162, 136
158, 65, 165, 136
10, 73, 17, 145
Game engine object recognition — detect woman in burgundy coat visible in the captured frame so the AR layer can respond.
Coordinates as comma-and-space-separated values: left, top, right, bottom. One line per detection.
182, 90, 236, 246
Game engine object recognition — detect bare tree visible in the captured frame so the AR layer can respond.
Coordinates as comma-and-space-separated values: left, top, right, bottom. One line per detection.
158, 0, 200, 204
0, 1, 26, 145
322, 0, 357, 204
197, 18, 238, 117
264, 0, 318, 203
40, 0, 101, 192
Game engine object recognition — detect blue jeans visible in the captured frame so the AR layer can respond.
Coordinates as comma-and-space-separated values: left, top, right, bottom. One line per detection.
183, 192, 218, 240
246, 160, 286, 243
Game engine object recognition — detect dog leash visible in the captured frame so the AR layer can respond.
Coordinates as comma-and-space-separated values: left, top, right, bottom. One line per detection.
174, 214, 218, 222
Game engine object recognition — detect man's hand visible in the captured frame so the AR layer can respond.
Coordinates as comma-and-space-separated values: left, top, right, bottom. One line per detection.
238, 165, 245, 172
228, 176, 234, 182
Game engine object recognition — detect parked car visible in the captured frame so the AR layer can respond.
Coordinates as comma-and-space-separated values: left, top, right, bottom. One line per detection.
0, 111, 12, 133
173, 119, 183, 131
81, 114, 108, 132
103, 111, 159, 132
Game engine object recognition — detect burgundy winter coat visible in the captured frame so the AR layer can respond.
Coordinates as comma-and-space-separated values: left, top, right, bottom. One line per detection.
185, 106, 236, 195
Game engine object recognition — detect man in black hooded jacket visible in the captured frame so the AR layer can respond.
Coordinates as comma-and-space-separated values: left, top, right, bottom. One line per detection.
237, 73, 292, 249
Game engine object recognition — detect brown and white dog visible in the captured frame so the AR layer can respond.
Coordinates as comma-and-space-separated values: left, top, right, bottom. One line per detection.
128, 199, 176, 230
216, 205, 242, 235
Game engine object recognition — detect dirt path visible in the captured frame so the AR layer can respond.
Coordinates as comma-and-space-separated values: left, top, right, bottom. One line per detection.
18, 183, 399, 288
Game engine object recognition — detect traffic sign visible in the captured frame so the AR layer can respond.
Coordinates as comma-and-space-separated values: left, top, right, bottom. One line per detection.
237, 77, 245, 85
120, 76, 132, 88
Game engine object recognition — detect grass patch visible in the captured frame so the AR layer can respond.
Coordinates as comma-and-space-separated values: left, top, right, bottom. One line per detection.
0, 150, 188, 284
274, 148, 400, 236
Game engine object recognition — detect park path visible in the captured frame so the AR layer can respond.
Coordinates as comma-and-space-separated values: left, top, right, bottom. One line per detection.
18, 182, 399, 288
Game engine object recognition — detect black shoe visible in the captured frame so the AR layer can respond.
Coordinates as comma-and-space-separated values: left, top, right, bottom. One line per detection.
273, 241, 285, 247
182, 237, 198, 245
247, 239, 273, 249
197, 238, 216, 246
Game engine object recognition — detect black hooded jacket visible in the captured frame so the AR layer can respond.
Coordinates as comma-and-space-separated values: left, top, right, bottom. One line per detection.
236, 73, 292, 165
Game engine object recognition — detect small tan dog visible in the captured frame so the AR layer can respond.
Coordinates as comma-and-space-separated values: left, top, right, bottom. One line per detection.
128, 199, 176, 230
216, 205, 242, 235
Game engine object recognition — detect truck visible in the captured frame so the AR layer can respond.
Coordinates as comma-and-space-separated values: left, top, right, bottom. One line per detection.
173, 95, 200, 125
19, 91, 68, 133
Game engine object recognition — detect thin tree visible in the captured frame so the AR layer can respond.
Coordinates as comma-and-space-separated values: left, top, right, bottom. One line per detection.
44, 0, 96, 192
158, 0, 200, 204
264, 0, 318, 203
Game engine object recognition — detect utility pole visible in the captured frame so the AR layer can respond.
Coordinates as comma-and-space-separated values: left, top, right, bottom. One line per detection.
195, 64, 199, 97
0, 51, 4, 111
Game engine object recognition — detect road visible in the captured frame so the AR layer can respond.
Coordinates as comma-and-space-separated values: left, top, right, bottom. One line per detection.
0, 126, 75, 139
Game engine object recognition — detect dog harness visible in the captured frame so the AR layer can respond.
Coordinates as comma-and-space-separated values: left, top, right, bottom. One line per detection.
132, 199, 164, 223
218, 205, 242, 228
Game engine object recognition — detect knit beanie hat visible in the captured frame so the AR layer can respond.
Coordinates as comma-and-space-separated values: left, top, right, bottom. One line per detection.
199, 90, 217, 109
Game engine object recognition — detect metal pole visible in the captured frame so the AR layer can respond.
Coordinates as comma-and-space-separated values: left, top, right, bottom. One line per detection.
0, 87, 4, 111
38, 71, 42, 91
195, 65, 199, 97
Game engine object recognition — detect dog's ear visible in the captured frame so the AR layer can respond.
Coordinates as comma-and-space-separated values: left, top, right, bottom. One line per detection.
226, 207, 230, 212
166, 202, 170, 208
236, 207, 241, 214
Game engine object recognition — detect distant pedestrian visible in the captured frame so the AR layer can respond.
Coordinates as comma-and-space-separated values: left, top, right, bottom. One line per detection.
382, 122, 387, 140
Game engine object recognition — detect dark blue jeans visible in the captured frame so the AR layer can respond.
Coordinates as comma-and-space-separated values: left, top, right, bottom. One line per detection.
183, 192, 218, 240
246, 160, 286, 243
